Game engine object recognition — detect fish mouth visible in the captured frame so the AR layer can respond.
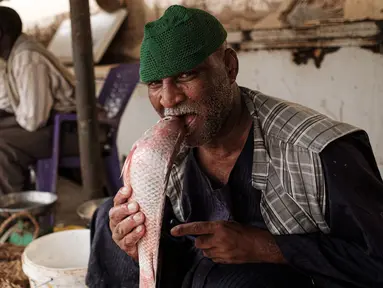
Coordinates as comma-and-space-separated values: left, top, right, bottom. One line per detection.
163, 113, 198, 129
162, 116, 177, 121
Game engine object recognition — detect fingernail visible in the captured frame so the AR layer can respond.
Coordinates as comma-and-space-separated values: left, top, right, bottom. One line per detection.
133, 213, 142, 222
120, 187, 129, 195
127, 202, 137, 212
136, 225, 143, 232
170, 227, 178, 235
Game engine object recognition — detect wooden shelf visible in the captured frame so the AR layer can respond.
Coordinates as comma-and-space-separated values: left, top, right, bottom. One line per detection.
227, 21, 382, 50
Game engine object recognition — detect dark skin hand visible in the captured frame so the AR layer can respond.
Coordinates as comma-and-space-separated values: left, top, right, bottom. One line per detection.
171, 221, 286, 264
109, 186, 145, 262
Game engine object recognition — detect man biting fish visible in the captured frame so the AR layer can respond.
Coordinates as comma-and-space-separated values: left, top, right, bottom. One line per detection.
87, 5, 383, 288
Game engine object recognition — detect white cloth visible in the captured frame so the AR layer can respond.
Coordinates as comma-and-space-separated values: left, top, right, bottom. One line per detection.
0, 62, 12, 112
3, 34, 76, 132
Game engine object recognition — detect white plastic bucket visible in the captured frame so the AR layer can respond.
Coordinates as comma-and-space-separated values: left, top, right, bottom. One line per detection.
22, 229, 90, 287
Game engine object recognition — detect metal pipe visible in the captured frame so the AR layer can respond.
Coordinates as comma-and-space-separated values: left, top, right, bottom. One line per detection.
69, 0, 103, 199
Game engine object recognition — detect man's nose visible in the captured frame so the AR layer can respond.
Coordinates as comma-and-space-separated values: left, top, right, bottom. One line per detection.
160, 80, 186, 108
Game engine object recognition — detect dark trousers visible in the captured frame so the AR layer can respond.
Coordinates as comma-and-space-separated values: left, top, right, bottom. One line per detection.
183, 258, 313, 288
0, 114, 78, 195
86, 198, 313, 288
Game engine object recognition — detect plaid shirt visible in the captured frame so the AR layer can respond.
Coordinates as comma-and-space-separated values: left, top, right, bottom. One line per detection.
166, 87, 361, 235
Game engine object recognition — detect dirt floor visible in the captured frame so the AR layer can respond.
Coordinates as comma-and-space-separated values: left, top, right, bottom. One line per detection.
54, 176, 103, 228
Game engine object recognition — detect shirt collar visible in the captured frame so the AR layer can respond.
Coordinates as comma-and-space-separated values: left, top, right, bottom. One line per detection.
241, 86, 270, 191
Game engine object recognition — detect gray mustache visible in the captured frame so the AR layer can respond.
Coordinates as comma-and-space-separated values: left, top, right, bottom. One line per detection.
164, 106, 199, 117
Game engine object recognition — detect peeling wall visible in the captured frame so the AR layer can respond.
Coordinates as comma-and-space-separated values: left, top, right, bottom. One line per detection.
236, 47, 383, 176
3, 0, 382, 60
116, 47, 383, 176
126, 0, 383, 30
93, 0, 383, 60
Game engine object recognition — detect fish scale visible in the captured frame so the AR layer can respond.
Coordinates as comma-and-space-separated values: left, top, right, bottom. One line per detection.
121, 116, 186, 288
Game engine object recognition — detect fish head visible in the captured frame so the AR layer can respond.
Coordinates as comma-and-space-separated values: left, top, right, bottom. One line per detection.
122, 115, 186, 188
130, 116, 186, 168
153, 116, 186, 139
137, 116, 186, 148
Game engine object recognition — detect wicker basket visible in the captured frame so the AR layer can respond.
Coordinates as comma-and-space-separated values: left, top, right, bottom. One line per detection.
0, 244, 29, 288
0, 212, 40, 288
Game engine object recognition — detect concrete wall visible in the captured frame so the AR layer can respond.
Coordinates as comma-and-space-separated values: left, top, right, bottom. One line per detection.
116, 47, 383, 175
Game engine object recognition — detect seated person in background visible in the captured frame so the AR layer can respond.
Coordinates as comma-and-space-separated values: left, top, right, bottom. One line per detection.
87, 5, 383, 288
0, 7, 76, 195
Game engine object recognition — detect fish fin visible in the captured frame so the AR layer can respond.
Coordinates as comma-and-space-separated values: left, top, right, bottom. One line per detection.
120, 144, 137, 187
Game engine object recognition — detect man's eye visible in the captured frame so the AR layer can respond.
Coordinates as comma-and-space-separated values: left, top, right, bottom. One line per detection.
178, 71, 196, 80
148, 81, 162, 88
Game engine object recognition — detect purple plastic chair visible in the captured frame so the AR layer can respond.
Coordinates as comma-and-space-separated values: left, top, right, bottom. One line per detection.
35, 63, 140, 195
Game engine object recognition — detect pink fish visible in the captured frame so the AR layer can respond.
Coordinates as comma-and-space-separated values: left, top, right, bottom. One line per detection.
121, 116, 186, 288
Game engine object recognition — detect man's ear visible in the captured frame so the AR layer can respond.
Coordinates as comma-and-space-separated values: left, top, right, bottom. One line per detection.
224, 48, 239, 84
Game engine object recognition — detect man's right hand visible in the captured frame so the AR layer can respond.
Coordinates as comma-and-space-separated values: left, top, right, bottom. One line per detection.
109, 185, 146, 261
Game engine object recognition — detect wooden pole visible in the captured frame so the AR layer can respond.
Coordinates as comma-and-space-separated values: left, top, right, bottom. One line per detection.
69, 0, 103, 199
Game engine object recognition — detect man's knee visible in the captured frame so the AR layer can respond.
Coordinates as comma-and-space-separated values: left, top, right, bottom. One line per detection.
95, 197, 114, 224
203, 263, 313, 288
0, 143, 26, 194
90, 197, 113, 241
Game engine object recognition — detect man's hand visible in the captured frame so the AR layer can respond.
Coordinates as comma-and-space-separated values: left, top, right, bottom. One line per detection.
170, 221, 286, 264
109, 185, 146, 261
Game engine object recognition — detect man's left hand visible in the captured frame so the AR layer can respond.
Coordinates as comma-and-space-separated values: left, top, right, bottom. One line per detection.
170, 221, 286, 264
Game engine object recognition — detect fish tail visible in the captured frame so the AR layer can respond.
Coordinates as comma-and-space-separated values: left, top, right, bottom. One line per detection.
139, 268, 156, 288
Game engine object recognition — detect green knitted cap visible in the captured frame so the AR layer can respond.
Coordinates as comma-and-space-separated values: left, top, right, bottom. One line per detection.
140, 5, 227, 83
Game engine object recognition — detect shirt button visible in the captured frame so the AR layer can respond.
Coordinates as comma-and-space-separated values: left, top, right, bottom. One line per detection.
169, 218, 179, 229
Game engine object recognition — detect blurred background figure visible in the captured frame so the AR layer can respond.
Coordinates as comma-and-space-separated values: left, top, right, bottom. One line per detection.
0, 6, 76, 195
